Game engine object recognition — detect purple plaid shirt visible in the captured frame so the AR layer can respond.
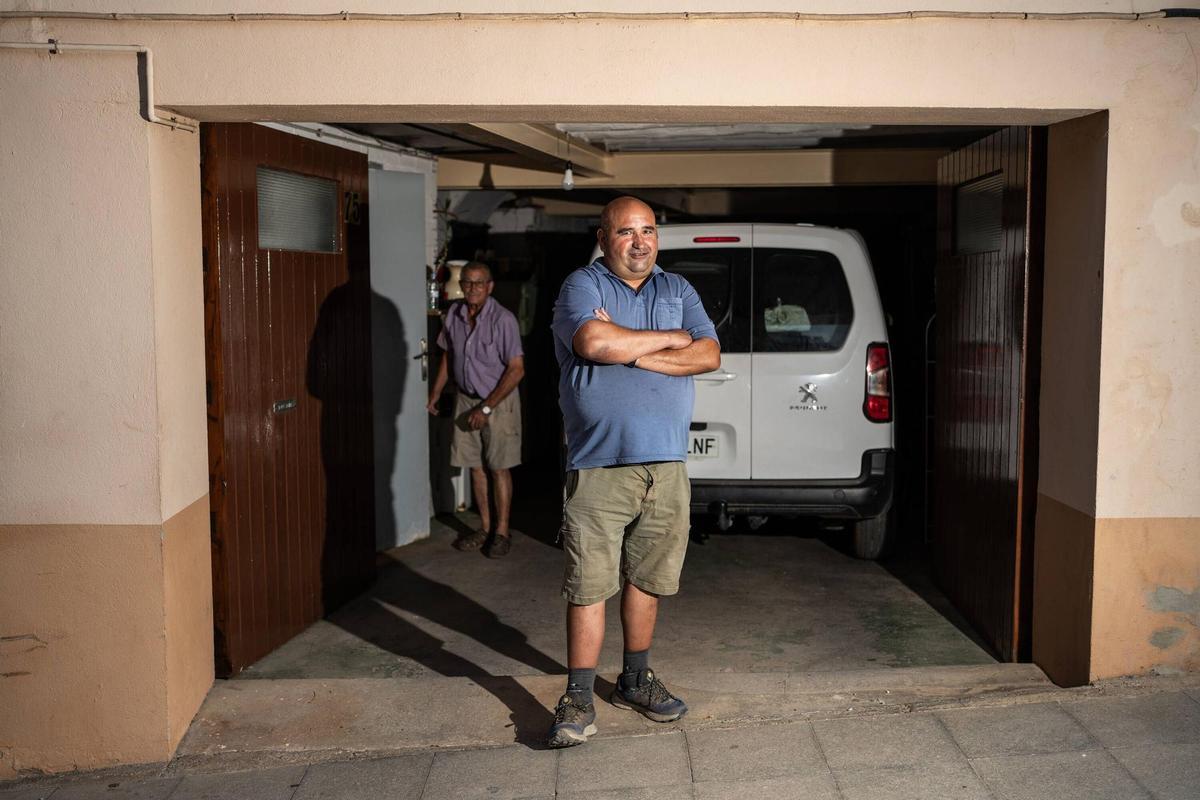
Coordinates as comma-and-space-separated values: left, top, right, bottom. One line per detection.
436, 297, 523, 397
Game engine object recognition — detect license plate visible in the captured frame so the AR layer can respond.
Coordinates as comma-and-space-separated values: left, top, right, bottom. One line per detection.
688, 434, 719, 459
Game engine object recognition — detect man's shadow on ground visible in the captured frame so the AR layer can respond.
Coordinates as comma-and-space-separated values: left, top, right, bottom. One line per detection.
329, 553, 610, 748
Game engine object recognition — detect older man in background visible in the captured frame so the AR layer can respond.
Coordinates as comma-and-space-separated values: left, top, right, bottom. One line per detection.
427, 262, 525, 558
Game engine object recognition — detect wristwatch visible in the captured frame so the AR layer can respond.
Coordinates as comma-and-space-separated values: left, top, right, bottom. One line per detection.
480, 404, 493, 416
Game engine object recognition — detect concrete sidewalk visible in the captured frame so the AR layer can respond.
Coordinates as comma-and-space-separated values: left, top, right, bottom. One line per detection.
5, 677, 1198, 799
177, 664, 1055, 756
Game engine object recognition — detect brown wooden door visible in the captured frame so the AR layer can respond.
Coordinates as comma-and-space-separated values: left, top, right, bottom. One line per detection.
933, 127, 1045, 661
202, 123, 375, 676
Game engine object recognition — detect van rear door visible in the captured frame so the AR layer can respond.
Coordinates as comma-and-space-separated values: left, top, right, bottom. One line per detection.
655, 225, 752, 480
749, 226, 889, 479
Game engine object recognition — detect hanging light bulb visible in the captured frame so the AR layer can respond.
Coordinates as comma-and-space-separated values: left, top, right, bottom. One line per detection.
561, 161, 575, 191
479, 162, 495, 190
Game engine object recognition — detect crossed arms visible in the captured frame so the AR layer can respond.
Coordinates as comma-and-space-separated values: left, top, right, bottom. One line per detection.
572, 308, 720, 376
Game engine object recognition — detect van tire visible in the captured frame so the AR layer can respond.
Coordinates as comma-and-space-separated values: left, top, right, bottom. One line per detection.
852, 510, 893, 560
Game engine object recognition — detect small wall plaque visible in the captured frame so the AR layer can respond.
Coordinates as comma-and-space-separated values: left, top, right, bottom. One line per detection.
272, 398, 298, 414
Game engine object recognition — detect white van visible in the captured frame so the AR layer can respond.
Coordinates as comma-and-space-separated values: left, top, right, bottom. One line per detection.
592, 223, 895, 558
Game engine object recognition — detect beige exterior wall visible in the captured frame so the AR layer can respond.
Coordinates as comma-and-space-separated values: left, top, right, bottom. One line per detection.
1092, 516, 1200, 678
163, 495, 214, 747
2, 3, 1198, 769
0, 524, 172, 775
1096, 71, 1200, 522
0, 41, 212, 776
148, 120, 208, 522
0, 50, 160, 526
0, 501, 212, 776
8, 1, 1181, 15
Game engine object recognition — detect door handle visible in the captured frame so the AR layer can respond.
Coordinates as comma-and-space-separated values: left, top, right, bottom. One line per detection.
696, 371, 738, 382
412, 337, 429, 381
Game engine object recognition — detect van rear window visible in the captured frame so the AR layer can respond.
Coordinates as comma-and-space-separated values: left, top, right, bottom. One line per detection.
753, 249, 853, 352
656, 248, 750, 352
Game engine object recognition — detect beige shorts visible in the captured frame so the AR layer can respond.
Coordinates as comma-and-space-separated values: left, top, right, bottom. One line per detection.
559, 461, 691, 606
450, 391, 522, 470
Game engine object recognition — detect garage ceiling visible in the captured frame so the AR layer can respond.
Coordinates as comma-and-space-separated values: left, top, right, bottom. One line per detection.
336, 121, 1000, 190
343, 122, 995, 159
558, 123, 868, 151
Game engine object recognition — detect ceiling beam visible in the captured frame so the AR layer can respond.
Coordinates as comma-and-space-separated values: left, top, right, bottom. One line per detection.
455, 123, 613, 177
632, 189, 694, 214
524, 198, 608, 217
437, 148, 943, 189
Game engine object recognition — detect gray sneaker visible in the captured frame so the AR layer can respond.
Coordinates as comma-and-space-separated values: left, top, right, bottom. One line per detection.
611, 669, 688, 722
546, 694, 597, 748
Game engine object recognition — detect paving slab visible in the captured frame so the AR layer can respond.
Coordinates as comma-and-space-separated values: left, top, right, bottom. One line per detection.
1109, 742, 1200, 800
169, 765, 306, 800
558, 787, 694, 800
0, 788, 57, 800
685, 721, 825, 782
556, 732, 691, 794
1064, 691, 1200, 748
421, 746, 555, 800
46, 778, 180, 800
812, 713, 963, 770
971, 750, 1151, 800
291, 754, 431, 800
694, 773, 841, 800
936, 702, 1098, 757
782, 663, 1048, 696
833, 760, 991, 800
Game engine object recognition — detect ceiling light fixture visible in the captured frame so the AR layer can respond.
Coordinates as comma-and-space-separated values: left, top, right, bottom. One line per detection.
561, 132, 575, 191
479, 162, 495, 190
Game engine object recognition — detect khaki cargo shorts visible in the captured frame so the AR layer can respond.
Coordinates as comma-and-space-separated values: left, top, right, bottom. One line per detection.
450, 391, 522, 470
559, 461, 691, 605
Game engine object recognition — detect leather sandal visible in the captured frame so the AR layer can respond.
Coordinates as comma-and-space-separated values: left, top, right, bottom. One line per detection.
453, 528, 489, 551
485, 534, 512, 558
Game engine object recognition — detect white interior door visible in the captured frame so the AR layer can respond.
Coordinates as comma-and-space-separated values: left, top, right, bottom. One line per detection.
369, 169, 431, 548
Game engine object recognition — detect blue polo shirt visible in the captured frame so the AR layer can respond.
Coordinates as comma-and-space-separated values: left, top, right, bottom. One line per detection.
551, 260, 719, 470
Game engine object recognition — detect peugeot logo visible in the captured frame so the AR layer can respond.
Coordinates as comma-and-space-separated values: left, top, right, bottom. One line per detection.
799, 383, 819, 403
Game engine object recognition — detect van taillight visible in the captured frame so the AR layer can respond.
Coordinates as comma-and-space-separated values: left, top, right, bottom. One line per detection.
864, 343, 891, 423
692, 236, 740, 243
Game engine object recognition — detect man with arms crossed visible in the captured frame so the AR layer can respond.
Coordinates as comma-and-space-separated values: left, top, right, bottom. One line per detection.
546, 196, 720, 747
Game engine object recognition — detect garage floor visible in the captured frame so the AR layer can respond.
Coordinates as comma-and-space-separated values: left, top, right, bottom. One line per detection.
177, 509, 1011, 759
241, 511, 994, 682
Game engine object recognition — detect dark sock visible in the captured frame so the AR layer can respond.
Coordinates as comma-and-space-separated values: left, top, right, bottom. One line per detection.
622, 648, 650, 686
565, 667, 596, 705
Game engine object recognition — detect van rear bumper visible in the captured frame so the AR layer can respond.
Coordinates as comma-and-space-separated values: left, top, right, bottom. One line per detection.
689, 449, 894, 519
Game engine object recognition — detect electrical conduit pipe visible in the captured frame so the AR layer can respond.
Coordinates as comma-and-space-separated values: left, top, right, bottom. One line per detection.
0, 39, 197, 132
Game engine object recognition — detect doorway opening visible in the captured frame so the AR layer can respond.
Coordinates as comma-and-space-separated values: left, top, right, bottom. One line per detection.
199, 117, 1069, 691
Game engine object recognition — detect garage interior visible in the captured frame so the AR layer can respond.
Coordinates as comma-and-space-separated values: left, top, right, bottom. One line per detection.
194, 118, 1050, 750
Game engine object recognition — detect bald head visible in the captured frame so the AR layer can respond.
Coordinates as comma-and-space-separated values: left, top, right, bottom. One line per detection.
596, 196, 659, 285
600, 196, 654, 234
